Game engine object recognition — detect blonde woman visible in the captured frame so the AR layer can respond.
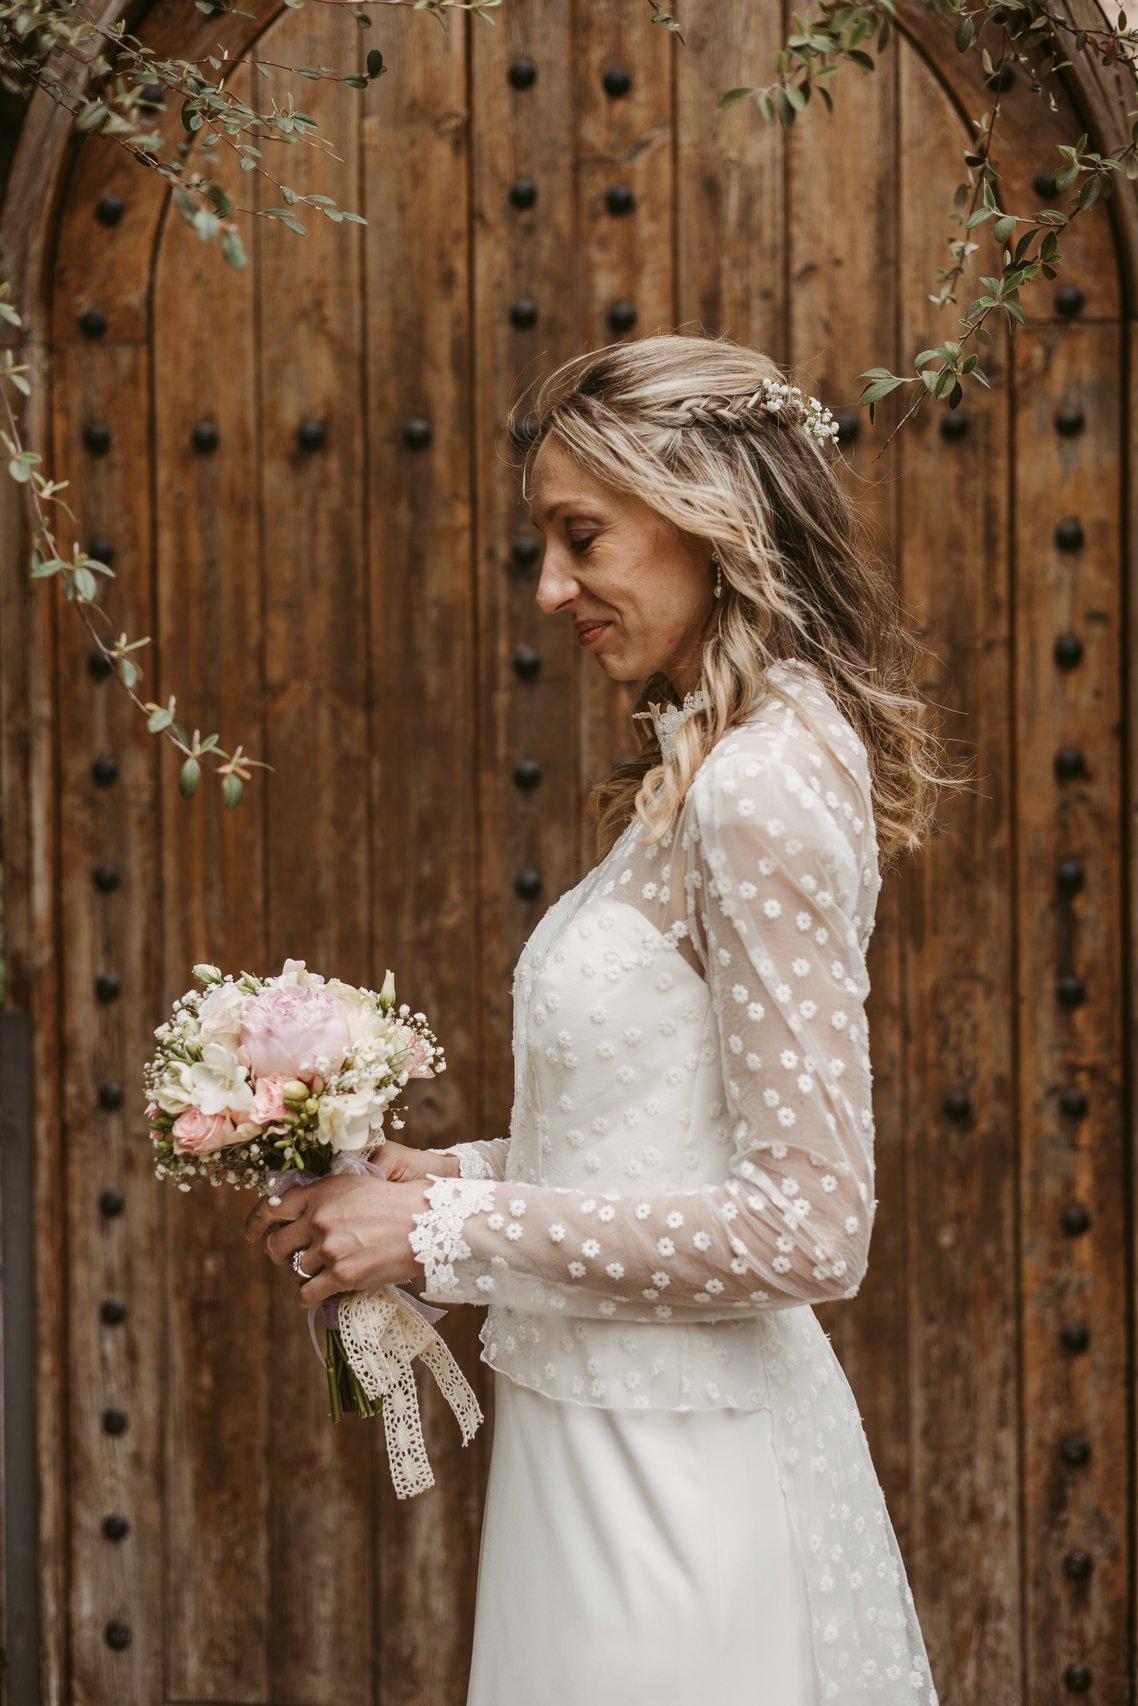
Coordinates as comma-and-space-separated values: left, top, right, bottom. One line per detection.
248, 332, 953, 1704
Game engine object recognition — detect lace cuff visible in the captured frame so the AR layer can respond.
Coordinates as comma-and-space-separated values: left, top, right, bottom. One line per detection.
430, 1138, 510, 1181
408, 1174, 498, 1302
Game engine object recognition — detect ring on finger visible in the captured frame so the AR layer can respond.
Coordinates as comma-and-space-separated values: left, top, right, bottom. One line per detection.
290, 1248, 317, 1282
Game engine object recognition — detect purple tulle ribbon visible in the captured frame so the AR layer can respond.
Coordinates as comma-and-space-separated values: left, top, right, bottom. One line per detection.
263, 1151, 448, 1363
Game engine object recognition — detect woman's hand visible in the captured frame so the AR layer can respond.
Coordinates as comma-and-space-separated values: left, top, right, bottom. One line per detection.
368, 1139, 460, 1183
243, 1169, 436, 1307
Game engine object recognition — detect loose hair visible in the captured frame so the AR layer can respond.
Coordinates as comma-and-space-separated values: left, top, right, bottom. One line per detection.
509, 331, 974, 870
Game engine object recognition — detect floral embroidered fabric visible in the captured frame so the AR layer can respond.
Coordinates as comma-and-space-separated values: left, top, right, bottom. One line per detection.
416, 658, 938, 1702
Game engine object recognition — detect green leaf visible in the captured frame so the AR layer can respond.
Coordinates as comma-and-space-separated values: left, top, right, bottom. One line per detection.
859, 376, 904, 405
179, 757, 202, 798
147, 706, 174, 733
221, 228, 247, 270
222, 772, 244, 810
954, 16, 973, 50
7, 457, 29, 482
73, 566, 97, 601
992, 215, 1015, 245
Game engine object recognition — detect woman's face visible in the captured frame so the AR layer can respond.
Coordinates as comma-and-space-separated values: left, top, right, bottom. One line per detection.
529, 436, 714, 691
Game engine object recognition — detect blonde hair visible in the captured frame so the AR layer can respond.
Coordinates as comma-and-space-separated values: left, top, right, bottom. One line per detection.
509, 331, 974, 869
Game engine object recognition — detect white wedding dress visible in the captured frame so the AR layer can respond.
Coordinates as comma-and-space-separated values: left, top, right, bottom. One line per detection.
412, 657, 939, 1705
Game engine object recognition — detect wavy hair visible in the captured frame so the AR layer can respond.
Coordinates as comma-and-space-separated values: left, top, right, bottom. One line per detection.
509, 332, 974, 869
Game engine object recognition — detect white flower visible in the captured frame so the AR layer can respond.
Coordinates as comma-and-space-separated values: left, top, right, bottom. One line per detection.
316, 1086, 383, 1153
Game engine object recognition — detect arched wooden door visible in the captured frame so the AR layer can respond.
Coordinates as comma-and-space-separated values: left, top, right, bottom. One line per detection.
1, 2, 1134, 1700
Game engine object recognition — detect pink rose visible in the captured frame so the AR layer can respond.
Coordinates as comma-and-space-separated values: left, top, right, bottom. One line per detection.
238, 985, 350, 1083
171, 1107, 235, 1155
250, 1074, 290, 1124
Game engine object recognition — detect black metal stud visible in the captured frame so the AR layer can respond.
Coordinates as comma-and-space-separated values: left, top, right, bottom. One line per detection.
509, 298, 539, 331
102, 1408, 128, 1436
1063, 1549, 1093, 1582
101, 1300, 127, 1326
1059, 1087, 1088, 1119
510, 535, 541, 574
84, 421, 112, 457
509, 177, 537, 210
608, 300, 637, 334
404, 417, 432, 451
88, 649, 113, 681
508, 57, 537, 90
1059, 1320, 1090, 1353
1064, 1663, 1092, 1693
941, 1089, 971, 1122
93, 864, 120, 893
1055, 284, 1085, 318
833, 409, 860, 445
513, 760, 541, 790
605, 184, 636, 217
515, 869, 541, 900
102, 1514, 130, 1542
1056, 859, 1085, 894
79, 308, 107, 339
1053, 746, 1086, 780
140, 82, 165, 106
99, 1189, 125, 1219
98, 1082, 124, 1110
104, 1621, 132, 1651
95, 193, 124, 228
1058, 1435, 1090, 1467
296, 417, 327, 452
91, 754, 119, 786
192, 420, 219, 455
1060, 1202, 1090, 1236
88, 535, 115, 567
96, 973, 121, 1004
513, 647, 542, 681
1055, 517, 1084, 551
984, 64, 1015, 91
1055, 405, 1085, 437
603, 65, 632, 98
1033, 170, 1059, 199
939, 410, 969, 442
1054, 633, 1083, 670
1057, 974, 1086, 1008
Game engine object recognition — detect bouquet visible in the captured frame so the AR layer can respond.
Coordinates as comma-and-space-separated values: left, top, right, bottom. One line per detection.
144, 956, 483, 1498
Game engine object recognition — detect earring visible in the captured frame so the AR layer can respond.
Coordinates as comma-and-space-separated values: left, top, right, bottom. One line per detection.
710, 555, 723, 598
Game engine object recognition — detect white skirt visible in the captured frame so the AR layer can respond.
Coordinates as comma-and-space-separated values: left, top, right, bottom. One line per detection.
466, 1371, 817, 1705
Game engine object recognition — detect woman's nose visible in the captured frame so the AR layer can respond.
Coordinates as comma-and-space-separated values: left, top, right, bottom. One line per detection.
534, 548, 579, 615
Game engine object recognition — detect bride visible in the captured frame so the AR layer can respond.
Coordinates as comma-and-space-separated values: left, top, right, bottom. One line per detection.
246, 332, 945, 1704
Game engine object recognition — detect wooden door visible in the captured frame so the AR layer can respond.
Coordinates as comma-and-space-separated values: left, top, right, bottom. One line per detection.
1, 2, 1134, 1701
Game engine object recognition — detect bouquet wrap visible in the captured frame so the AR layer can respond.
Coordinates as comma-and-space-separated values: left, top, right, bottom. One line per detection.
271, 1156, 483, 1500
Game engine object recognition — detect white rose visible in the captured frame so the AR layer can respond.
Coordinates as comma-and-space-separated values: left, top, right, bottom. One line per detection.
197, 982, 247, 1048
317, 1088, 382, 1154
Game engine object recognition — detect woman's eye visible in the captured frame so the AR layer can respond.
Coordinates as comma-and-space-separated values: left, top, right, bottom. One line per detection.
569, 534, 596, 556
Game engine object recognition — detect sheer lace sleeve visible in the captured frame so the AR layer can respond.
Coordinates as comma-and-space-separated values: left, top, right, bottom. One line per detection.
429, 1138, 511, 1181
408, 731, 878, 1322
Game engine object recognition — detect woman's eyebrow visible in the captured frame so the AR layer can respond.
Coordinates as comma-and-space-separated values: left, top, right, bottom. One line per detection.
529, 498, 602, 527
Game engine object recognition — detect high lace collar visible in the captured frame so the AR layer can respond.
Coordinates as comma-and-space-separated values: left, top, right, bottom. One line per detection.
634, 687, 711, 764
635, 659, 806, 764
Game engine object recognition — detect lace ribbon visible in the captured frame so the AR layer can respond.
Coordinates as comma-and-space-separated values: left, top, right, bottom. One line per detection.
265, 1154, 484, 1500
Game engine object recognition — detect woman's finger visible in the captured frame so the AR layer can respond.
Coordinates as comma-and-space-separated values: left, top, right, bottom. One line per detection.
264, 1217, 317, 1269
244, 1182, 315, 1244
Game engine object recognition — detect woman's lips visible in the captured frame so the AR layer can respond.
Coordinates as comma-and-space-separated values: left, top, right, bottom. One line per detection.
577, 621, 610, 648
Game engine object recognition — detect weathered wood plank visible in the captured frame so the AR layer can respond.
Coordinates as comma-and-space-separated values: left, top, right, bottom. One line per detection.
573, 7, 675, 819
782, 15, 915, 1564
50, 343, 166, 1704
1014, 319, 1129, 1701
472, 5, 579, 1190
151, 60, 272, 1700
359, 7, 479, 1703
896, 33, 1021, 1697
252, 6, 376, 1698
674, 3, 785, 351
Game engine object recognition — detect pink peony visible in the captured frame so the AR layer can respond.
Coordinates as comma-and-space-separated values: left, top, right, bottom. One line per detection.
171, 1107, 235, 1155
238, 985, 350, 1083
250, 1074, 291, 1125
